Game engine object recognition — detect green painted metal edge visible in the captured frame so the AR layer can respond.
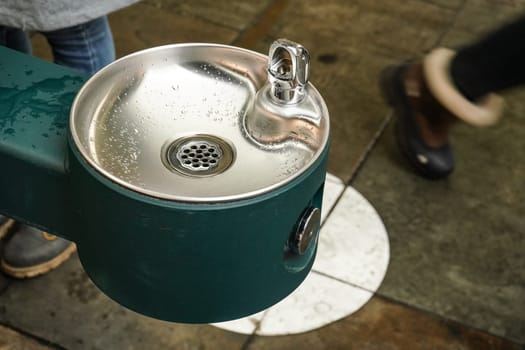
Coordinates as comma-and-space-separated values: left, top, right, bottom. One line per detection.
0, 46, 87, 235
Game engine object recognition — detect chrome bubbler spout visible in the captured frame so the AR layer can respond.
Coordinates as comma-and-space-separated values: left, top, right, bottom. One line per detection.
268, 39, 310, 104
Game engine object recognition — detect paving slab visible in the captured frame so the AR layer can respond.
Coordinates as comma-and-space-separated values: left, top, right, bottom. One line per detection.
142, 0, 272, 32
108, 2, 239, 57
245, 296, 521, 350
351, 111, 525, 343
0, 325, 56, 350
0, 256, 248, 350
439, 0, 525, 50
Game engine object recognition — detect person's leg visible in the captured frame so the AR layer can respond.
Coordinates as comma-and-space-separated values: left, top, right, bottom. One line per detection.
380, 14, 525, 179
451, 15, 525, 101
0, 26, 32, 54
42, 16, 115, 76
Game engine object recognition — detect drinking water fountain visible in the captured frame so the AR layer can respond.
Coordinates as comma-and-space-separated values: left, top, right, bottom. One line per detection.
0, 39, 330, 323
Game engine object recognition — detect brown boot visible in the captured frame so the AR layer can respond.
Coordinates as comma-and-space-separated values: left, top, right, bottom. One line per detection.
380, 48, 504, 179
380, 62, 456, 179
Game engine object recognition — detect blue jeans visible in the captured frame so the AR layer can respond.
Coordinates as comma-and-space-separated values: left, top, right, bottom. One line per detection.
0, 26, 32, 53
0, 16, 115, 76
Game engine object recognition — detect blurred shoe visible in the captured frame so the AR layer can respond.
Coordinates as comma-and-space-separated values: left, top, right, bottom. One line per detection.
1, 224, 76, 279
0, 215, 15, 240
380, 62, 455, 179
380, 48, 504, 179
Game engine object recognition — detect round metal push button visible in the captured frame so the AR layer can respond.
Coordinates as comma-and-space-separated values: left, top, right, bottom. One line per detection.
291, 207, 321, 255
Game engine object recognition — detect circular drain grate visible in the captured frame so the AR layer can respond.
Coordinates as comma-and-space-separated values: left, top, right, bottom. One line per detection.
164, 135, 235, 177
177, 140, 223, 172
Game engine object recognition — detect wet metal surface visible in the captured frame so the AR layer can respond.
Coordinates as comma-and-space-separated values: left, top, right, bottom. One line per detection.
71, 43, 328, 202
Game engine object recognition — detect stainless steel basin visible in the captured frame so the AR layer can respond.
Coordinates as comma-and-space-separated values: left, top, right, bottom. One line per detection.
70, 43, 329, 203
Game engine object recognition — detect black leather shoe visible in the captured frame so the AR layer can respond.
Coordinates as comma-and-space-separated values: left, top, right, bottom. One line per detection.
380, 64, 454, 179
